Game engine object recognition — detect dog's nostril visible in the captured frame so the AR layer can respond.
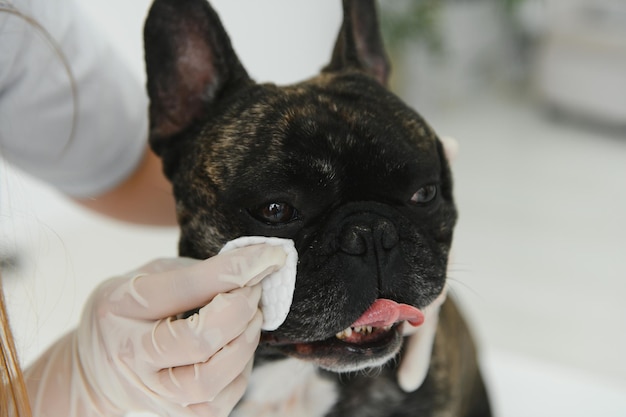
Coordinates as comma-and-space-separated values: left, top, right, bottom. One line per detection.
339, 225, 370, 255
375, 219, 399, 250
339, 219, 398, 255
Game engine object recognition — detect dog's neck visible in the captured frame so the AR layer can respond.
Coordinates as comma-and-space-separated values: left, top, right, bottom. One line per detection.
232, 358, 338, 417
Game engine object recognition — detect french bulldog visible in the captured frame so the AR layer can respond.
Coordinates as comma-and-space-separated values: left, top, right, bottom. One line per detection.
144, 0, 491, 415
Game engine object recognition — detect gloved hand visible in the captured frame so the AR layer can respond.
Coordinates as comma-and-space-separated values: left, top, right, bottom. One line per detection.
25, 244, 288, 417
397, 286, 447, 392
396, 135, 458, 392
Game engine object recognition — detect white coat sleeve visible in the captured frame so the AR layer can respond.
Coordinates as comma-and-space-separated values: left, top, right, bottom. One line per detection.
0, 0, 147, 198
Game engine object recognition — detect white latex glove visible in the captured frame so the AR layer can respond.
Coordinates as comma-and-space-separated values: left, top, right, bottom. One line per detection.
397, 287, 447, 392
25, 243, 290, 417
396, 135, 458, 392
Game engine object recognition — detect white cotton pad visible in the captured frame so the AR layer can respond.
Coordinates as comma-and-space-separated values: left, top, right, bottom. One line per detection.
219, 236, 298, 331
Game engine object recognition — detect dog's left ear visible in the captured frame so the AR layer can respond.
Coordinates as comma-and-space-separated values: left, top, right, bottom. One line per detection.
323, 0, 390, 86
144, 0, 251, 153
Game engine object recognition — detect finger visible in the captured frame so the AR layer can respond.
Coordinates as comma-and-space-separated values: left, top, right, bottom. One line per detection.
128, 257, 200, 275
150, 363, 252, 417
114, 244, 286, 319
150, 311, 262, 405
144, 285, 262, 368
398, 309, 440, 392
440, 136, 459, 162
185, 360, 253, 417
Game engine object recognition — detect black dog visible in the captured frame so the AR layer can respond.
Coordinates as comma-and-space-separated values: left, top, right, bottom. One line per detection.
144, 0, 490, 415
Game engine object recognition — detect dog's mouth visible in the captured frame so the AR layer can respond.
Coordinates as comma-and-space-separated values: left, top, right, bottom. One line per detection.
260, 299, 424, 371
333, 298, 424, 341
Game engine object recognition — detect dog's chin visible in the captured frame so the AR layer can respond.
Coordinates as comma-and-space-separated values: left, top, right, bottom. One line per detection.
259, 322, 405, 372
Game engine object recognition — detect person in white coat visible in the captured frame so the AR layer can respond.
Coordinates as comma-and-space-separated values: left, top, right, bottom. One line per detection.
1, 2, 290, 416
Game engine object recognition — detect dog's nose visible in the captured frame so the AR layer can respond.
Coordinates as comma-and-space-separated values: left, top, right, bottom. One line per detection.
339, 218, 399, 256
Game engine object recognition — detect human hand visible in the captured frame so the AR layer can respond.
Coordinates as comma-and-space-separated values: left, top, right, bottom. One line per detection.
25, 244, 289, 417
396, 135, 458, 392
397, 287, 447, 392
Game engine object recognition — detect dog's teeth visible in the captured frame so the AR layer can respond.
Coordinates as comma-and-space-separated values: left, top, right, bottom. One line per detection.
336, 324, 393, 340
351, 325, 374, 335
335, 327, 353, 340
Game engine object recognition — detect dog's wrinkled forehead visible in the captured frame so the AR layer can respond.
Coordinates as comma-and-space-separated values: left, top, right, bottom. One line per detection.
201, 73, 441, 188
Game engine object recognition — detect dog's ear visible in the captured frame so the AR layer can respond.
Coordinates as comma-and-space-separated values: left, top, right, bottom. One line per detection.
144, 0, 251, 153
323, 0, 390, 86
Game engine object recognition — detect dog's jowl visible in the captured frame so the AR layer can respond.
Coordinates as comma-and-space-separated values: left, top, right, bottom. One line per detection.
144, 0, 491, 415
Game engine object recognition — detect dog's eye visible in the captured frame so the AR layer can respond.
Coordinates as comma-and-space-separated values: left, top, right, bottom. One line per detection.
250, 202, 299, 224
410, 185, 438, 204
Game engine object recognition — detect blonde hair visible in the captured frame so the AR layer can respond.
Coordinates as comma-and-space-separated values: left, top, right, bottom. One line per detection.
0, 275, 32, 417
1, 2, 76, 415
0, 4, 34, 413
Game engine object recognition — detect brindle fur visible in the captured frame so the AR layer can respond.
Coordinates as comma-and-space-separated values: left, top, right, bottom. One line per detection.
144, 0, 490, 415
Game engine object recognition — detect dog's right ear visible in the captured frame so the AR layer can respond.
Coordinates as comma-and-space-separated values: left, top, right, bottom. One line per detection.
323, 0, 390, 86
144, 0, 251, 154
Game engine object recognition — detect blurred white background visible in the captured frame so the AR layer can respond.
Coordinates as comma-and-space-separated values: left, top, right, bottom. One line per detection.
1, 1, 625, 416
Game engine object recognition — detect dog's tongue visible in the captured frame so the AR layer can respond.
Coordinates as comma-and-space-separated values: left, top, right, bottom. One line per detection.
351, 299, 424, 328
